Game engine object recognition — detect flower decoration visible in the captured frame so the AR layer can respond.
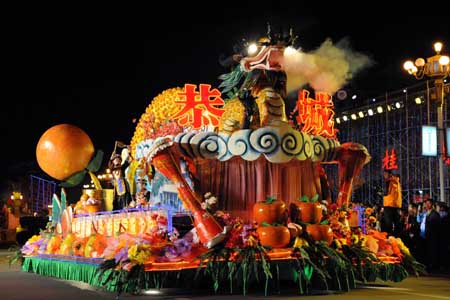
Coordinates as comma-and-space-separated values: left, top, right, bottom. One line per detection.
162, 231, 196, 262
128, 244, 152, 265
21, 235, 49, 256
46, 235, 62, 254
201, 192, 218, 212
130, 88, 185, 158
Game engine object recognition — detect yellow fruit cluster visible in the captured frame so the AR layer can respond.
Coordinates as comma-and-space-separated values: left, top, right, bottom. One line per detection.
130, 87, 184, 157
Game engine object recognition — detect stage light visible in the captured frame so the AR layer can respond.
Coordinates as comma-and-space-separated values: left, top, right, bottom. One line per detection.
368, 109, 374, 116
415, 97, 422, 104
343, 115, 348, 121
144, 290, 164, 295
358, 111, 364, 118
352, 94, 357, 100
284, 46, 296, 56
351, 113, 357, 120
434, 42, 443, 54
415, 58, 425, 67
439, 55, 450, 65
395, 102, 401, 109
403, 61, 414, 71
377, 106, 383, 113
248, 43, 258, 55
336, 117, 341, 124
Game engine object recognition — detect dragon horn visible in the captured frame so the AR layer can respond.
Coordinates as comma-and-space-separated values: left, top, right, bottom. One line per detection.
267, 22, 274, 42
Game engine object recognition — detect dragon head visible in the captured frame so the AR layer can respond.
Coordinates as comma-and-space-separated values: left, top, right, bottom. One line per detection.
218, 25, 297, 101
240, 25, 297, 72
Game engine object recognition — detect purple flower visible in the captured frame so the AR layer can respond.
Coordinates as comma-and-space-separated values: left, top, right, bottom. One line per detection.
21, 243, 36, 256
240, 224, 254, 244
21, 237, 48, 256
114, 246, 129, 263
163, 245, 179, 261
174, 238, 192, 256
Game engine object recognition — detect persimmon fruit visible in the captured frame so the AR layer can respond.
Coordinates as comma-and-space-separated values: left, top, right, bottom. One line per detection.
36, 124, 94, 180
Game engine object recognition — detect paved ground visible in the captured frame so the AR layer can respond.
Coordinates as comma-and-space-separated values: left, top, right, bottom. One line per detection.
1, 249, 449, 300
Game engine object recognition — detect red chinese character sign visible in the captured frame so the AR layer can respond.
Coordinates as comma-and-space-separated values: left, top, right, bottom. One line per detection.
443, 145, 450, 165
173, 84, 225, 130
382, 148, 398, 170
295, 89, 337, 138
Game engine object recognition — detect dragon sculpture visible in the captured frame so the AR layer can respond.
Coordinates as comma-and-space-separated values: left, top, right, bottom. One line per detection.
218, 25, 293, 133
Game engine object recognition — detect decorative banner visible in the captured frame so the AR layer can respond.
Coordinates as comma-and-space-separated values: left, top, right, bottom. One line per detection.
173, 84, 225, 130
422, 126, 437, 156
72, 209, 167, 238
295, 89, 337, 139
382, 148, 398, 170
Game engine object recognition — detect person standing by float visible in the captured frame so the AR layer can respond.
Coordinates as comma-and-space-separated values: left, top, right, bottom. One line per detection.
382, 170, 402, 237
109, 141, 133, 211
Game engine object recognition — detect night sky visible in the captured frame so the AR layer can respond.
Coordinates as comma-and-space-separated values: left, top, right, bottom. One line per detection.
2, 9, 449, 186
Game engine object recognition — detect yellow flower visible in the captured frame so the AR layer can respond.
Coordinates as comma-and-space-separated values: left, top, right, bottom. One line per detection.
337, 238, 347, 247
395, 237, 411, 256
360, 236, 367, 247
351, 234, 360, 244
28, 235, 41, 244
246, 236, 259, 247
293, 237, 309, 249
128, 244, 152, 265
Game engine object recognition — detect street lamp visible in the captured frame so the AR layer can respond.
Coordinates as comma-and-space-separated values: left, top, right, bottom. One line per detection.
403, 42, 450, 205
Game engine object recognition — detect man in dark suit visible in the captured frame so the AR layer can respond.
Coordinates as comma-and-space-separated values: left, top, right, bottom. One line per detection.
437, 203, 450, 272
424, 199, 441, 272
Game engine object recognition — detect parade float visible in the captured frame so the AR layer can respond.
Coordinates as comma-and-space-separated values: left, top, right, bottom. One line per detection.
15, 27, 424, 296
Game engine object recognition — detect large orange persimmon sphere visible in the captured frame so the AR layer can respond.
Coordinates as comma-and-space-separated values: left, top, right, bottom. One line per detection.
36, 124, 95, 180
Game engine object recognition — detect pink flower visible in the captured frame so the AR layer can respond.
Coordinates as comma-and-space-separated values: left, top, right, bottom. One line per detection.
122, 262, 134, 271
329, 203, 338, 212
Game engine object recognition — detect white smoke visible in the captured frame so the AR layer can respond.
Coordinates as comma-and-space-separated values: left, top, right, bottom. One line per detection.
283, 38, 372, 94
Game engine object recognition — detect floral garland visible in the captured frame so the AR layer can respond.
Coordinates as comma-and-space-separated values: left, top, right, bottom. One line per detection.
16, 194, 426, 296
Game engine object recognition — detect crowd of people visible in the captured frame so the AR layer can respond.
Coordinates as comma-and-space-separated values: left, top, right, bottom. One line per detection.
364, 170, 450, 274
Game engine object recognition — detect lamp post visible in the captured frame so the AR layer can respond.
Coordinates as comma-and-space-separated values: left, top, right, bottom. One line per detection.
403, 42, 450, 205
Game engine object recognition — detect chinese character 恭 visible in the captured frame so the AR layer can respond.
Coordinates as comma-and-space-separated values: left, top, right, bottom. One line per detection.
173, 84, 225, 130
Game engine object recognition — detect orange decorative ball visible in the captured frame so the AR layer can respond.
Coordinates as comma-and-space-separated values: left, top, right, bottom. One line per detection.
257, 226, 291, 248
306, 224, 333, 245
253, 198, 287, 225
36, 124, 94, 180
